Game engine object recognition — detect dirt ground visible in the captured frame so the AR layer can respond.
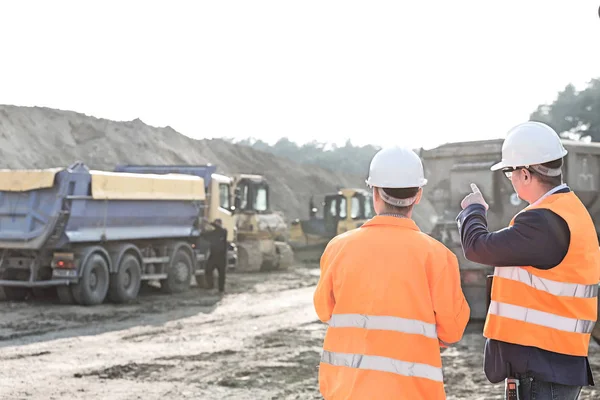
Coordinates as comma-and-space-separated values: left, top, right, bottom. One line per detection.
0, 265, 599, 400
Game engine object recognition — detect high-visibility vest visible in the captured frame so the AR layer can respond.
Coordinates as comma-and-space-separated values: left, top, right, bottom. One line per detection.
314, 216, 470, 400
483, 191, 600, 357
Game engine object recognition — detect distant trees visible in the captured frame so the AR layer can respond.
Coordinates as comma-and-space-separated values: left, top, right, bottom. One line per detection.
530, 78, 600, 142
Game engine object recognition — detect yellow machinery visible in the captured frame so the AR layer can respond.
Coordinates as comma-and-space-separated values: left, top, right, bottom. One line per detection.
288, 188, 375, 263
231, 174, 294, 272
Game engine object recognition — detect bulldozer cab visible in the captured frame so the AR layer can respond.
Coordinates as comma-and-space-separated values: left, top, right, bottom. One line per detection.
323, 193, 344, 237
233, 175, 270, 214
321, 188, 374, 236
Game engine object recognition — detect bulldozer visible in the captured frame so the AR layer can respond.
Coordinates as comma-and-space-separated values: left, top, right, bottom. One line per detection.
419, 138, 600, 343
289, 188, 374, 263
288, 187, 438, 264
231, 174, 294, 272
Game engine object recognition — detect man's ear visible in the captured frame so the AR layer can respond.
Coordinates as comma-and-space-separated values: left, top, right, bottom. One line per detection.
414, 187, 423, 205
522, 169, 532, 185
373, 186, 380, 202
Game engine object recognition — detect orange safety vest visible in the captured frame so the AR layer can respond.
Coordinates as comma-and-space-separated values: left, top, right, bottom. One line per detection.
313, 216, 470, 400
484, 191, 600, 356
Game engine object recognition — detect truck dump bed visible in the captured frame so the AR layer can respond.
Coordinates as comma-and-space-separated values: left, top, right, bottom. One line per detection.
0, 163, 206, 250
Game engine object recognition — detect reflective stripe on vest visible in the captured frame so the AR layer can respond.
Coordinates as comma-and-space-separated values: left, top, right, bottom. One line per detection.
321, 350, 444, 382
488, 300, 595, 334
328, 313, 438, 338
322, 313, 444, 381
494, 267, 599, 298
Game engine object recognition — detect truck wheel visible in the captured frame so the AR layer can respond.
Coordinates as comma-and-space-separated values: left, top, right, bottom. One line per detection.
71, 254, 110, 306
57, 286, 75, 304
108, 254, 142, 303
161, 249, 192, 294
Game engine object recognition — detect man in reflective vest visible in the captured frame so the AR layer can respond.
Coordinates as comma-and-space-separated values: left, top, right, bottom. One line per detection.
457, 121, 600, 399
314, 146, 470, 400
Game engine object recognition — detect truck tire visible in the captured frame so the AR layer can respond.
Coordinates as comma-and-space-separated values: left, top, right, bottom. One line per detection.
71, 254, 110, 306
108, 254, 142, 303
57, 286, 75, 304
161, 249, 192, 294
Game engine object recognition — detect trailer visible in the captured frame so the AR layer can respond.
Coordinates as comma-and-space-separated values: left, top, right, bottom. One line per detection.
0, 162, 210, 305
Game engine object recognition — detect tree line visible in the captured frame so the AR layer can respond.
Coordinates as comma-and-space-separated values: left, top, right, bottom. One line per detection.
229, 77, 600, 176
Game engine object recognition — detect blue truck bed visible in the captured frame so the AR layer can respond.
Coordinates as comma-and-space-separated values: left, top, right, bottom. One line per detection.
0, 163, 205, 250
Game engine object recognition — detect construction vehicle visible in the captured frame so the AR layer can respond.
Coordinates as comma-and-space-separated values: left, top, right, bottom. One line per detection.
115, 166, 293, 272
288, 188, 374, 263
419, 138, 600, 333
223, 173, 293, 271
0, 162, 212, 305
115, 164, 238, 270
288, 186, 439, 264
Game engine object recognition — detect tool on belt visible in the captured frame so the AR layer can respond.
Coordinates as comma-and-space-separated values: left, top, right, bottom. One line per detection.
505, 363, 520, 400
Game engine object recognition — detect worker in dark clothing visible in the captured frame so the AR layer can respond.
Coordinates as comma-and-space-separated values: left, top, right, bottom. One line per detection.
457, 121, 600, 400
204, 218, 228, 294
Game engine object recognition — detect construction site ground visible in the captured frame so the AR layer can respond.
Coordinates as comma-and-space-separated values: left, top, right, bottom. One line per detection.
1, 264, 599, 400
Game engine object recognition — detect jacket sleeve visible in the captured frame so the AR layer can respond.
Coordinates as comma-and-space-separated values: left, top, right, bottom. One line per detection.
313, 243, 336, 323
430, 249, 470, 346
456, 204, 570, 269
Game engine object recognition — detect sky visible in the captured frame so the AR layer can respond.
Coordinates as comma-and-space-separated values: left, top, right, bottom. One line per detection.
0, 1, 598, 150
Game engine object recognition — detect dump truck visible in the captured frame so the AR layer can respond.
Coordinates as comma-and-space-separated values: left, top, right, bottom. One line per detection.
115, 164, 238, 270
114, 166, 293, 272
420, 138, 600, 325
0, 162, 212, 305
288, 186, 439, 264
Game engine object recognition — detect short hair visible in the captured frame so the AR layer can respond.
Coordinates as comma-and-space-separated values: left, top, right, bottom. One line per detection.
381, 187, 419, 215
532, 158, 563, 188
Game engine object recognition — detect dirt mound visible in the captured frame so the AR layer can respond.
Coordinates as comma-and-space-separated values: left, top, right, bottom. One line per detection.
0, 105, 364, 220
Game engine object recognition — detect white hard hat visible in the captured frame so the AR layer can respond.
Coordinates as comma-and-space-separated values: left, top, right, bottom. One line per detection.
366, 146, 427, 188
490, 121, 568, 171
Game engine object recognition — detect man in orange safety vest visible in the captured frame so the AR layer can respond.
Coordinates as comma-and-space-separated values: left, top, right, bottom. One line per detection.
314, 145, 471, 400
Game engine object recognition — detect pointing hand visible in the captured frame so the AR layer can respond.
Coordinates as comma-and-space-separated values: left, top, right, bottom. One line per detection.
460, 183, 489, 210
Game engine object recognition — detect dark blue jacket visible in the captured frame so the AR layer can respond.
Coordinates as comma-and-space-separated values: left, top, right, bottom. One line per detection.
456, 187, 594, 386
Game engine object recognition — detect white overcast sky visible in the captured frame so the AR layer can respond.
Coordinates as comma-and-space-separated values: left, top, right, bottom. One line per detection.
0, 1, 598, 149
